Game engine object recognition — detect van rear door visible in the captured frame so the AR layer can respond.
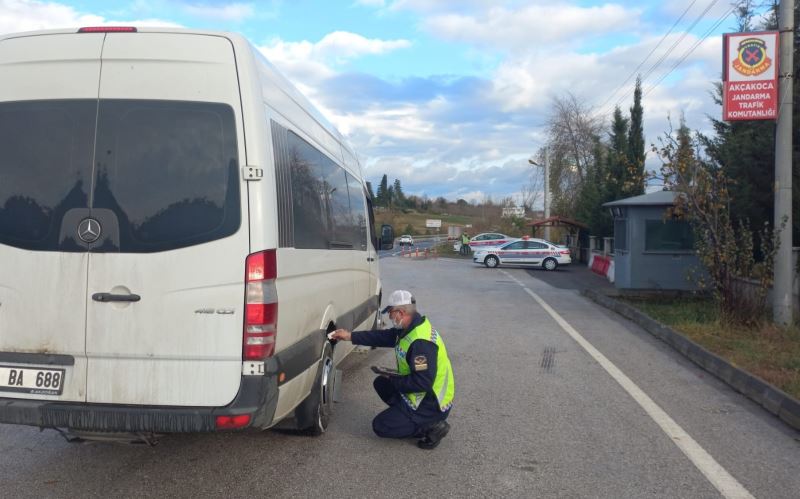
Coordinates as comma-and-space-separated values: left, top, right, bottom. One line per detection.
84, 33, 249, 406
0, 34, 105, 403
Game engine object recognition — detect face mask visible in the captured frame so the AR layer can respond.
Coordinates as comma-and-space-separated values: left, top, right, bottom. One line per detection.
391, 312, 403, 328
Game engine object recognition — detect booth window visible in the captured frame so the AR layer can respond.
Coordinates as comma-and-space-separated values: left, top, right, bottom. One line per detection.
644, 219, 693, 252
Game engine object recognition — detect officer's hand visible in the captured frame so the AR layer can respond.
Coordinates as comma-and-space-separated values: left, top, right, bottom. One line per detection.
329, 329, 351, 341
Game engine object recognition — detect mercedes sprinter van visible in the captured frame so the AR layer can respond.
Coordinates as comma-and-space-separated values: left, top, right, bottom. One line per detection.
0, 27, 386, 438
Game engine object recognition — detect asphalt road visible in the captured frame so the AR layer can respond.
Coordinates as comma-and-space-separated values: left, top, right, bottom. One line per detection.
2, 257, 799, 498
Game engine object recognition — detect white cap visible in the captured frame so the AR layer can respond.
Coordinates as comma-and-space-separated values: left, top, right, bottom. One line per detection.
382, 290, 416, 313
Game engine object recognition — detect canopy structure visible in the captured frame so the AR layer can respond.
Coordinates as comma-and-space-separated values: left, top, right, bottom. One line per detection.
526, 216, 588, 237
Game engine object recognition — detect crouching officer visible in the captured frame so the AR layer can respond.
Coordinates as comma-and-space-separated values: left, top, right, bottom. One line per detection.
330, 290, 454, 449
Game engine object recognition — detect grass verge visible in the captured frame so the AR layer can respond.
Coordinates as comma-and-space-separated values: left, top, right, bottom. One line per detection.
621, 296, 800, 400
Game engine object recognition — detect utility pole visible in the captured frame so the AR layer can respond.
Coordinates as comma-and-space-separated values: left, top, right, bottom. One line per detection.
774, 0, 794, 325
529, 148, 551, 241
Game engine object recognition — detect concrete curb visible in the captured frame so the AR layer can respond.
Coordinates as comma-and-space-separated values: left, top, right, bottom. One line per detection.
581, 288, 800, 433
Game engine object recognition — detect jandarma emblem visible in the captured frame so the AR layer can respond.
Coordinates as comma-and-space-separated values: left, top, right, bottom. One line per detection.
733, 38, 771, 77
77, 218, 101, 243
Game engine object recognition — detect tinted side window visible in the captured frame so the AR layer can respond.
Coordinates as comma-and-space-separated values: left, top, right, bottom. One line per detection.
346, 173, 368, 251
92, 100, 240, 252
286, 130, 356, 250
528, 242, 548, 249
320, 161, 352, 248
366, 194, 377, 251
0, 100, 95, 251
506, 241, 525, 250
287, 130, 328, 249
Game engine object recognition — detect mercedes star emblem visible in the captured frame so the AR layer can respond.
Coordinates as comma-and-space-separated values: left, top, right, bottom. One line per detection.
77, 218, 102, 243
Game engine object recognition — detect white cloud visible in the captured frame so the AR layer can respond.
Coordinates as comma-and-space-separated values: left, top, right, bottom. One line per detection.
315, 31, 411, 60
422, 3, 639, 49
0, 0, 101, 34
0, 0, 180, 35
259, 32, 411, 82
181, 2, 254, 22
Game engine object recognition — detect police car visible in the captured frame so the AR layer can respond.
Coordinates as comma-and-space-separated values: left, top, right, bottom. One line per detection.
473, 237, 572, 270
467, 232, 514, 250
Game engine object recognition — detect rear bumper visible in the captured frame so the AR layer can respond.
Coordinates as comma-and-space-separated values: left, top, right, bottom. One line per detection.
0, 370, 279, 433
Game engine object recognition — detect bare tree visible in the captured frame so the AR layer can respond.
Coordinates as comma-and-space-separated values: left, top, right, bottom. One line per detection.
546, 92, 605, 214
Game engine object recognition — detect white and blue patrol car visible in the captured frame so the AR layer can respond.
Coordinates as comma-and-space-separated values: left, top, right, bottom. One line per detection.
473, 237, 572, 270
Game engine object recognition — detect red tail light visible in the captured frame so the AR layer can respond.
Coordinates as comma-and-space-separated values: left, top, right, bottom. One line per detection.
78, 26, 137, 33
560, 250, 571, 255
216, 414, 251, 429
244, 250, 277, 360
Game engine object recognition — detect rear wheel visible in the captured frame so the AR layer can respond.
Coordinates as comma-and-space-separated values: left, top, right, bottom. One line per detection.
485, 255, 499, 268
543, 257, 558, 271
295, 342, 334, 435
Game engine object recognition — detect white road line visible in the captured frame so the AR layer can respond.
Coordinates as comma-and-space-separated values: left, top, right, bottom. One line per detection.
500, 269, 755, 499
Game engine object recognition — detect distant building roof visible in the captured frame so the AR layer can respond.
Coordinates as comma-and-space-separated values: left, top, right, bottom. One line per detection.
602, 190, 681, 208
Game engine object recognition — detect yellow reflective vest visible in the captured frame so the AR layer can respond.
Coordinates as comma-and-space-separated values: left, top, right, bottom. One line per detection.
395, 317, 455, 412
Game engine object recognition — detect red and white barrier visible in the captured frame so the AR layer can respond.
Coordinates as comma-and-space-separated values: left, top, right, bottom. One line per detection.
588, 254, 615, 283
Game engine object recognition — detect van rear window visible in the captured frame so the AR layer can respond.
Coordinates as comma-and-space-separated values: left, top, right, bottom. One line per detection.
93, 100, 240, 252
0, 99, 240, 253
0, 100, 96, 251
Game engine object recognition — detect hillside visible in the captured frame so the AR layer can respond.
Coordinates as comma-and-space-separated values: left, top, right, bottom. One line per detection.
373, 207, 527, 238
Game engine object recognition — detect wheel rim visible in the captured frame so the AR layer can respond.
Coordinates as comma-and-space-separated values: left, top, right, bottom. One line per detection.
487, 256, 498, 268
545, 259, 556, 270
318, 356, 334, 429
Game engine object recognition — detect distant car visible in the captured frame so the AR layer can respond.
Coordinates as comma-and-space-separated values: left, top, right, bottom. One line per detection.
467, 232, 514, 250
473, 238, 572, 270
398, 235, 414, 246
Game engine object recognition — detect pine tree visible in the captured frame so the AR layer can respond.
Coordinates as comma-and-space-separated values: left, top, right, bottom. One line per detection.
627, 76, 646, 196
393, 179, 406, 207
375, 174, 389, 207
607, 106, 629, 201
576, 139, 612, 236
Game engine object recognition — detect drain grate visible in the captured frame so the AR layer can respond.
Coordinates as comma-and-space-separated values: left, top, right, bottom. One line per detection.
540, 346, 556, 372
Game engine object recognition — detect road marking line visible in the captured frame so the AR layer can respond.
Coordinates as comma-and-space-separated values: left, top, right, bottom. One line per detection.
500, 269, 754, 499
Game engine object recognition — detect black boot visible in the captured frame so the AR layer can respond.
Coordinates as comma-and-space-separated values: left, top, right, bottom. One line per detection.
417, 421, 450, 450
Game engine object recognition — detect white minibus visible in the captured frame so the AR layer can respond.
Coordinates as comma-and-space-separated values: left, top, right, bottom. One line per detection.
0, 26, 394, 440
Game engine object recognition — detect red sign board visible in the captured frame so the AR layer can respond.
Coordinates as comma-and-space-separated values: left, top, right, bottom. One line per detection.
722, 31, 779, 121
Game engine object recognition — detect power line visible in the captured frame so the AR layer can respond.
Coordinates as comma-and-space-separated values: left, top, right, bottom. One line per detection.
638, 0, 719, 85
644, 6, 735, 97
596, 0, 699, 111
599, 0, 720, 117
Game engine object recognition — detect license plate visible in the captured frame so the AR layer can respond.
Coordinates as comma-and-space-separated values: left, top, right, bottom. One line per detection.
0, 365, 66, 396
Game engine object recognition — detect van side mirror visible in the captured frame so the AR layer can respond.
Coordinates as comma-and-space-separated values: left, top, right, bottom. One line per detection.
380, 224, 394, 250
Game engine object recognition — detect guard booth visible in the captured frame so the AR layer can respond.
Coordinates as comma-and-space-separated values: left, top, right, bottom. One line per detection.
603, 191, 702, 290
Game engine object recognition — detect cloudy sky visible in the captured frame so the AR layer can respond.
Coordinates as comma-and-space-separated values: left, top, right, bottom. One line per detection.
0, 0, 757, 204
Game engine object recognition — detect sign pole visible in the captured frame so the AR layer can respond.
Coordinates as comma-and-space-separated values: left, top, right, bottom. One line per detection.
774, 0, 795, 325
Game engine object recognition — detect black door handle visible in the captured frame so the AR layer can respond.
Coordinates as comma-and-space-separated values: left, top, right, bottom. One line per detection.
92, 292, 141, 303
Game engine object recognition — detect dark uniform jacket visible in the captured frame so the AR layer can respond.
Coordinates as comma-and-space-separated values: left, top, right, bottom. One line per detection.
351, 313, 446, 419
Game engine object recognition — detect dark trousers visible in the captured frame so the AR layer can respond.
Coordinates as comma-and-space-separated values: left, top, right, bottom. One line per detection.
371, 376, 448, 439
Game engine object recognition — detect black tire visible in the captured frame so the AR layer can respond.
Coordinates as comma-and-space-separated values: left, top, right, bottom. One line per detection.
543, 257, 558, 271
295, 341, 334, 436
485, 255, 499, 268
